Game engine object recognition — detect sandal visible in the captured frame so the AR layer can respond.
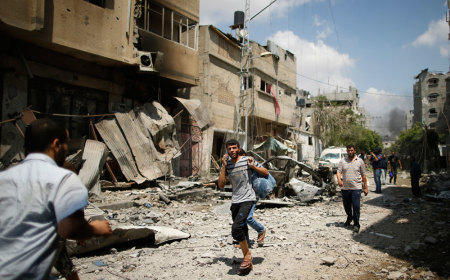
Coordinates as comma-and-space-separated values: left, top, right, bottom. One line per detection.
237, 256, 253, 275
257, 229, 266, 244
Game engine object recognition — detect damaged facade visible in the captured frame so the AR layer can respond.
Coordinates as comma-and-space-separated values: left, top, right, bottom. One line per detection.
413, 68, 450, 169
317, 86, 371, 129
0, 0, 202, 178
187, 25, 319, 176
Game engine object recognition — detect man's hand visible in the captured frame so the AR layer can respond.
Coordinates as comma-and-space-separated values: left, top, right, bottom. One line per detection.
338, 179, 344, 187
221, 154, 229, 167
90, 220, 112, 236
247, 156, 255, 168
363, 187, 368, 196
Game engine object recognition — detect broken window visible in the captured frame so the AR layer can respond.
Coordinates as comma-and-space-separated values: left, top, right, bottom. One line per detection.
428, 108, 438, 118
308, 136, 313, 145
428, 93, 439, 102
84, 0, 105, 8
28, 77, 108, 139
137, 1, 198, 50
428, 78, 439, 87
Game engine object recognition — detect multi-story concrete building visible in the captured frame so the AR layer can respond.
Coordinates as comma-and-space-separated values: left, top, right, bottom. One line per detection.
413, 69, 449, 132
187, 25, 318, 174
406, 110, 414, 130
317, 86, 370, 129
0, 0, 200, 176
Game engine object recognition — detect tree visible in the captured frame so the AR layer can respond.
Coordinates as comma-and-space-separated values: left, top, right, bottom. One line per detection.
313, 97, 381, 152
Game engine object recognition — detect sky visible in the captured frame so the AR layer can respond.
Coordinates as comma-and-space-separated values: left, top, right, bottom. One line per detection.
200, 0, 449, 138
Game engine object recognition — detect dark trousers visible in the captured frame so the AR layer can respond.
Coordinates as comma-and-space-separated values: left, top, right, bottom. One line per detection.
342, 190, 361, 227
230, 201, 254, 242
389, 168, 398, 184
411, 177, 422, 197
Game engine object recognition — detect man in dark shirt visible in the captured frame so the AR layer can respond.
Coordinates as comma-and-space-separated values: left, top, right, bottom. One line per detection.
387, 151, 402, 184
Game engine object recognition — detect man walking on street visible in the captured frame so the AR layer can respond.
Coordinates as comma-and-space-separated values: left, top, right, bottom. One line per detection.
337, 144, 368, 233
388, 151, 402, 185
0, 118, 112, 280
218, 139, 269, 275
370, 148, 383, 193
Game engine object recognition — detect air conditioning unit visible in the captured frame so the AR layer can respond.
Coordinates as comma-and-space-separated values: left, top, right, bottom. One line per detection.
137, 51, 156, 72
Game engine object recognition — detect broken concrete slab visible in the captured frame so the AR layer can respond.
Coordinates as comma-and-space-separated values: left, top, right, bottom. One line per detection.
258, 199, 295, 207
289, 178, 320, 202
67, 226, 190, 256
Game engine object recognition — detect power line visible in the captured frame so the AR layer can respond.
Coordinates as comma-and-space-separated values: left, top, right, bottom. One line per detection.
296, 73, 413, 98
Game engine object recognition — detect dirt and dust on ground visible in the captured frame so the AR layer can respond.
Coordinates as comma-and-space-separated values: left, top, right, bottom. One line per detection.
68, 172, 449, 280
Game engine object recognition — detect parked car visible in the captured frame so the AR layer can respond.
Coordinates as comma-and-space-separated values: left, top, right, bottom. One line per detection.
318, 147, 347, 172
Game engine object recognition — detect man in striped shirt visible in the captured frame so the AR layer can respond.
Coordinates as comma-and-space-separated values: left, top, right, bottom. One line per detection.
218, 139, 269, 275
337, 144, 368, 233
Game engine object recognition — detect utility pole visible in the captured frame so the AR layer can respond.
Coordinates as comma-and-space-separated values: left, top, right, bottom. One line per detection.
234, 0, 251, 150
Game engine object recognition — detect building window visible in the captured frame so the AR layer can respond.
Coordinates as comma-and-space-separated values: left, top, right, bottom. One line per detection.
84, 0, 105, 8
136, 1, 198, 50
308, 136, 313, 145
260, 80, 272, 94
428, 78, 439, 88
429, 108, 438, 118
243, 76, 253, 89
428, 93, 439, 102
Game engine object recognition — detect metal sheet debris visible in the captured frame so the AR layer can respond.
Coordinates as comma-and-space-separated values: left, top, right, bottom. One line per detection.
95, 118, 146, 184
78, 140, 108, 196
174, 97, 213, 130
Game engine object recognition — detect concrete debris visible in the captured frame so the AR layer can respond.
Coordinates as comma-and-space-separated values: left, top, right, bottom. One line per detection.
387, 271, 404, 280
289, 178, 320, 202
321, 256, 336, 266
67, 226, 190, 256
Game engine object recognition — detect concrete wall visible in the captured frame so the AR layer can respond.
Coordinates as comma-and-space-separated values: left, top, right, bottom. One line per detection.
0, 0, 136, 65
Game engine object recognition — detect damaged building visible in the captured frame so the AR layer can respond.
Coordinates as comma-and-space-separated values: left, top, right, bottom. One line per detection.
0, 0, 208, 178
186, 25, 320, 176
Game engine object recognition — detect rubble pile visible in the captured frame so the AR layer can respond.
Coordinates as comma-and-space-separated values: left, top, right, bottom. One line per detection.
421, 171, 450, 200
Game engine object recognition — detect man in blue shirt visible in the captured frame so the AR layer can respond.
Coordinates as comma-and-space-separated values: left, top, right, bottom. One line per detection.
0, 118, 112, 280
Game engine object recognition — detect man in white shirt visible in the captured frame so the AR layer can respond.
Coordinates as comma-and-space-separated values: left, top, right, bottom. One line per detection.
0, 118, 112, 280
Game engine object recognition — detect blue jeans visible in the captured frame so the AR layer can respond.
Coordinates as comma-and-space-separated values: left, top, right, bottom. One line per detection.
374, 169, 382, 193
246, 200, 264, 234
381, 169, 386, 184
341, 190, 361, 227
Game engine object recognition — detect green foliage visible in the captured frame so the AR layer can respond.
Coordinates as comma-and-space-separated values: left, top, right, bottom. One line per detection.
313, 100, 381, 152
391, 122, 424, 156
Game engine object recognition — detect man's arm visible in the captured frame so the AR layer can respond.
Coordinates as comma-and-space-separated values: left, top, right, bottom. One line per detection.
217, 154, 228, 189
398, 159, 402, 170
58, 210, 112, 241
370, 152, 379, 161
336, 171, 343, 187
362, 175, 368, 196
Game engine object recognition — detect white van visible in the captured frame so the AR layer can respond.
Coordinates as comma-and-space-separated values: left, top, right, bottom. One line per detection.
319, 147, 347, 170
